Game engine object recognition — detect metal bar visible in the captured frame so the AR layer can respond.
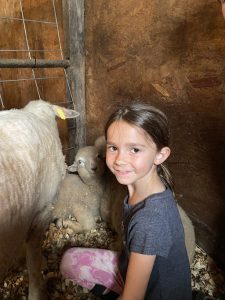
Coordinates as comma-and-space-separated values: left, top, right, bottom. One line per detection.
0, 16, 57, 25
0, 59, 70, 68
19, 0, 41, 99
0, 49, 61, 52
0, 76, 63, 83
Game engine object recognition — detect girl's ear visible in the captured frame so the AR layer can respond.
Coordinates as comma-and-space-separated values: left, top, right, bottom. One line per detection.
154, 147, 171, 165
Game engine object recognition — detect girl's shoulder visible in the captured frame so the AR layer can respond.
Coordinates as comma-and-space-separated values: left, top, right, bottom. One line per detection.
124, 188, 177, 226
139, 189, 179, 223
144, 188, 175, 208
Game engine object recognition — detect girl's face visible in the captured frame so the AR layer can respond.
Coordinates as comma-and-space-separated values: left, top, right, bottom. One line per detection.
106, 120, 161, 187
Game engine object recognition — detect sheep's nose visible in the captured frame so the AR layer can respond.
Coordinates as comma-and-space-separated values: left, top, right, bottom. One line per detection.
91, 166, 97, 171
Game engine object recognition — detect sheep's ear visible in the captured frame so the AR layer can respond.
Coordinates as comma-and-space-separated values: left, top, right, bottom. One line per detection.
94, 136, 106, 158
52, 105, 80, 120
67, 162, 78, 173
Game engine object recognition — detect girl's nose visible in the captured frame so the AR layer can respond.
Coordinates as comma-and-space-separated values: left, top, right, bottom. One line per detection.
115, 151, 126, 165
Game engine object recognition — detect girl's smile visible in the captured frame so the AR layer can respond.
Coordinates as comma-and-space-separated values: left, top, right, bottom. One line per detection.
113, 168, 133, 178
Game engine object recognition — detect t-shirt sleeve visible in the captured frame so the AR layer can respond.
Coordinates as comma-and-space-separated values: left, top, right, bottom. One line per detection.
127, 210, 172, 258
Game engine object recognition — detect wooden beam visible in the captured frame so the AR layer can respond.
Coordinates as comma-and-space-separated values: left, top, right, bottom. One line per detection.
67, 0, 86, 152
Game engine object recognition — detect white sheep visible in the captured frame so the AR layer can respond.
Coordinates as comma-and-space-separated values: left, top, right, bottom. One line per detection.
0, 100, 79, 300
53, 136, 106, 233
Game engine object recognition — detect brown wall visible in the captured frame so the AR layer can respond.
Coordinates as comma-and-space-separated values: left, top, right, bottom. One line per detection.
85, 0, 225, 270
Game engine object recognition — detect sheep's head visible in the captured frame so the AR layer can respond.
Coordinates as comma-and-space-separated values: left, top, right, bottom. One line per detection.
24, 100, 79, 121
67, 146, 106, 182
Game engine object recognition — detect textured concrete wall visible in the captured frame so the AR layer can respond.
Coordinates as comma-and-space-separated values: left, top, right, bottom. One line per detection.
85, 0, 225, 270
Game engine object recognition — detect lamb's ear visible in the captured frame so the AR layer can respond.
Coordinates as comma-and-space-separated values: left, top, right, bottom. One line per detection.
67, 162, 78, 173
94, 136, 106, 158
52, 105, 80, 119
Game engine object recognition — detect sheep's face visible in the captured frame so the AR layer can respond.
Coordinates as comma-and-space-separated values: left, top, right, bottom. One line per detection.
75, 146, 106, 181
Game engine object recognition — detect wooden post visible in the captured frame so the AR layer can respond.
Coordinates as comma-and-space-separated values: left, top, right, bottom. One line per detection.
67, 0, 86, 155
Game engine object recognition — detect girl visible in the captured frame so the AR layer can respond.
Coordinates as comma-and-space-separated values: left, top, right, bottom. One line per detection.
60, 102, 192, 300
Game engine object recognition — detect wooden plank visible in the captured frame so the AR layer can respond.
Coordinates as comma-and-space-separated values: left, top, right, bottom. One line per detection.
67, 0, 86, 154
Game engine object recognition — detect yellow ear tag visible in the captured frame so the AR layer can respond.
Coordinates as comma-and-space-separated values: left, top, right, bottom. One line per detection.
56, 107, 65, 120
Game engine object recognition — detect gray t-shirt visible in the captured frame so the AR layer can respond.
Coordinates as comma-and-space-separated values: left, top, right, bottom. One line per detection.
121, 188, 192, 300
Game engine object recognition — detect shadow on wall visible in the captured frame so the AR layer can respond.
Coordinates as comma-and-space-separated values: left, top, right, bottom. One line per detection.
207, 117, 225, 271
195, 109, 225, 272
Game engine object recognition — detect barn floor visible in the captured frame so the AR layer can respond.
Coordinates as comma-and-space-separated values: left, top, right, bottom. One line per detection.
0, 220, 225, 300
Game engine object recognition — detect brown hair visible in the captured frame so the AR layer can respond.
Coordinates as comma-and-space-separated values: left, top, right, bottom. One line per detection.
105, 102, 174, 191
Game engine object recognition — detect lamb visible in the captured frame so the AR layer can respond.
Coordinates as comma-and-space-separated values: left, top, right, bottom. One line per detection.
53, 136, 106, 233
0, 100, 79, 300
177, 205, 196, 264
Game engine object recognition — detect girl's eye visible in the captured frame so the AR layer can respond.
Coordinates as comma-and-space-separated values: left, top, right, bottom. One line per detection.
107, 145, 117, 152
131, 148, 140, 154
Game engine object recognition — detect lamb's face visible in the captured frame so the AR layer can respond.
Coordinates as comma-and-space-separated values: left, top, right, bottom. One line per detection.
75, 146, 106, 180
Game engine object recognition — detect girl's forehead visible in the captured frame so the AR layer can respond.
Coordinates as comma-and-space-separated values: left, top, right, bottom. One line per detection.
107, 120, 153, 144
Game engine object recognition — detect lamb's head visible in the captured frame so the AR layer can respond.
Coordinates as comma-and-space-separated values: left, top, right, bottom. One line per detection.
68, 145, 106, 183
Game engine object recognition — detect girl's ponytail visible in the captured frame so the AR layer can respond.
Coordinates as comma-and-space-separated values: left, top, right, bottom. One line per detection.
157, 164, 174, 193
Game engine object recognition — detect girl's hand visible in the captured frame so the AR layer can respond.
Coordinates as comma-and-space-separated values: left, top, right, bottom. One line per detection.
119, 252, 156, 300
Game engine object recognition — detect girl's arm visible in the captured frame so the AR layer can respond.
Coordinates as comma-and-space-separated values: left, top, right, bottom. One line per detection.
117, 252, 156, 300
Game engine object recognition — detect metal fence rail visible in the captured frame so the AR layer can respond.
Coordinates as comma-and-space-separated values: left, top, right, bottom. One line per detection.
0, 59, 70, 68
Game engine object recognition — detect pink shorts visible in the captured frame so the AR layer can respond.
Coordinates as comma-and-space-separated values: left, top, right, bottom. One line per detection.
60, 247, 124, 295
